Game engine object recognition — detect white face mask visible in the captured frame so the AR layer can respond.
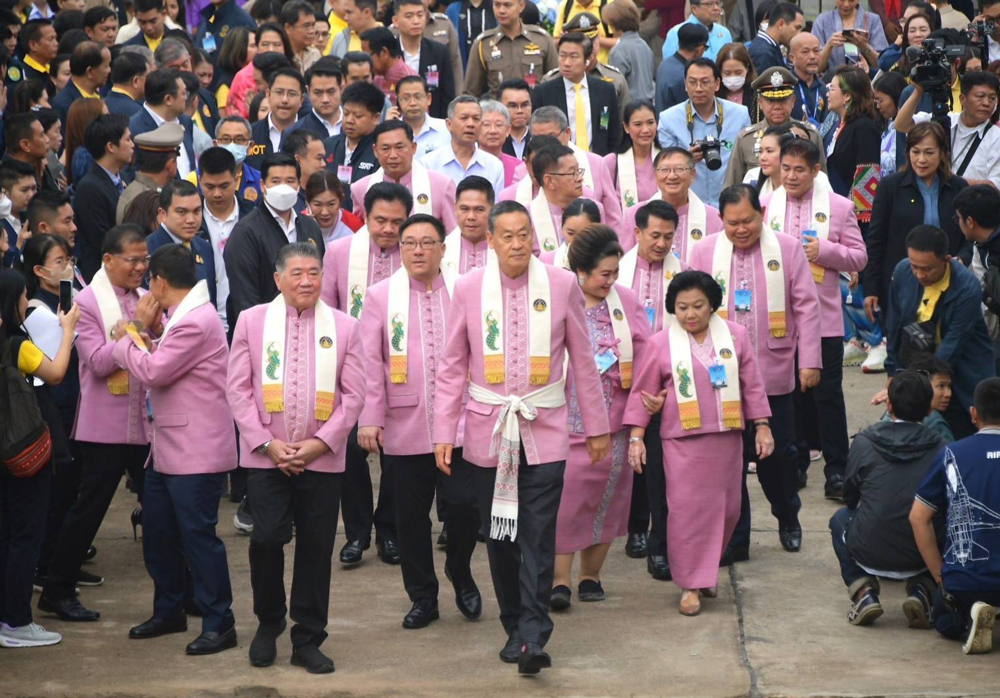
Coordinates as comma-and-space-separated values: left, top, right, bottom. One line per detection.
760, 21, 769, 31
722, 75, 746, 91
263, 183, 299, 212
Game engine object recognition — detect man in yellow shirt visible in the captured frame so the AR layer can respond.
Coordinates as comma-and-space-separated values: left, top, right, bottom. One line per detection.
123, 0, 168, 52
330, 0, 381, 57
553, 0, 613, 63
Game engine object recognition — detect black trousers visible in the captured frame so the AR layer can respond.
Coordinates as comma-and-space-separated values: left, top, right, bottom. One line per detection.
800, 337, 850, 480
37, 441, 82, 575
387, 449, 478, 603
627, 470, 649, 536
143, 469, 234, 632
248, 468, 342, 649
642, 413, 668, 558
0, 462, 52, 627
43, 442, 149, 600
473, 452, 564, 649
340, 424, 395, 544
730, 393, 802, 551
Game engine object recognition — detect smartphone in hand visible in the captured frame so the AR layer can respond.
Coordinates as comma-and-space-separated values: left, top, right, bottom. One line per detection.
59, 279, 72, 313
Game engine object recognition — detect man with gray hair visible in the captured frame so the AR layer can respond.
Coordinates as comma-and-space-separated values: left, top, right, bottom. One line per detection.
153, 37, 191, 71
504, 106, 623, 232
227, 240, 366, 674
421, 95, 504, 196
155, 38, 220, 137
214, 115, 262, 205
477, 100, 519, 188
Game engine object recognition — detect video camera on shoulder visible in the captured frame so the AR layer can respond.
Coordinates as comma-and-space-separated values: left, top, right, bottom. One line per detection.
691, 135, 729, 171
906, 37, 967, 90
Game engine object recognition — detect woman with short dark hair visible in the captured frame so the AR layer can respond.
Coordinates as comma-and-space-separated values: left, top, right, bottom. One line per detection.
550, 224, 649, 611
623, 269, 772, 616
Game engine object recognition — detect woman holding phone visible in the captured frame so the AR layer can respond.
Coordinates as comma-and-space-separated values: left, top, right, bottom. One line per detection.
811, 0, 888, 72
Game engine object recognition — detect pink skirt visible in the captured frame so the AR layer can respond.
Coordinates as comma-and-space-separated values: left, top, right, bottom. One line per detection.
662, 430, 744, 589
556, 430, 633, 554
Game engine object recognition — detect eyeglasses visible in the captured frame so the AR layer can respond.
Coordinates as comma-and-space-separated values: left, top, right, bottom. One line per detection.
113, 254, 151, 266
270, 89, 301, 100
400, 239, 441, 250
656, 166, 692, 174
549, 168, 586, 179
49, 256, 76, 268
217, 136, 249, 146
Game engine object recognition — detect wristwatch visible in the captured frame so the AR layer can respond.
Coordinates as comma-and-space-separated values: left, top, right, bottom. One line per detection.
628, 436, 643, 443
255, 440, 272, 454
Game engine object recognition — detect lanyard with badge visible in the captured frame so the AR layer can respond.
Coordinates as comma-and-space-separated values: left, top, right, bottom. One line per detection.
797, 83, 821, 128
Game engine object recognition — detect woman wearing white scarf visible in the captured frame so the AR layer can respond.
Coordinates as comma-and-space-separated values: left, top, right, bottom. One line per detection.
551, 224, 650, 611
602, 101, 660, 212
622, 271, 772, 617
540, 198, 601, 270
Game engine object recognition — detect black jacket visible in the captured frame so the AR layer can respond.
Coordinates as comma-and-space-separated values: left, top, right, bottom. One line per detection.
843, 420, 945, 572
529, 76, 621, 156
417, 37, 455, 120
826, 115, 880, 203
322, 132, 379, 212
865, 169, 970, 309
73, 163, 122, 282
222, 206, 325, 333
197, 196, 256, 243
747, 32, 784, 74
104, 90, 143, 118
246, 117, 277, 171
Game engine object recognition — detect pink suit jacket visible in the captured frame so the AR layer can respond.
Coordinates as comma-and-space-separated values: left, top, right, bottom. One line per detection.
622, 321, 772, 439
621, 197, 724, 253
349, 168, 458, 233
760, 189, 868, 338
319, 235, 402, 312
432, 265, 611, 468
601, 150, 659, 210
625, 255, 690, 333
112, 301, 236, 474
226, 302, 366, 473
511, 152, 623, 231
689, 231, 823, 396
359, 274, 464, 455
72, 282, 150, 445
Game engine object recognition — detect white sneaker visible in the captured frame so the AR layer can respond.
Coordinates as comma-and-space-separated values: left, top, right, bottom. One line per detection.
963, 602, 996, 655
862, 341, 887, 373
843, 338, 867, 366
0, 622, 62, 648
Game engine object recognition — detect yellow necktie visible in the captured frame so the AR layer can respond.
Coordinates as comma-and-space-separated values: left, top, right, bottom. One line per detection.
573, 83, 588, 152
182, 241, 191, 249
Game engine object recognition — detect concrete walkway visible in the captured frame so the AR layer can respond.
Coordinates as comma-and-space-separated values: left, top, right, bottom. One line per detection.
4, 368, 999, 697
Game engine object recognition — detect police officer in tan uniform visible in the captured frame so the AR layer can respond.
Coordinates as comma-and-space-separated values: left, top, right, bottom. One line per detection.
116, 122, 185, 225
463, 0, 557, 98
540, 12, 629, 122
722, 66, 827, 188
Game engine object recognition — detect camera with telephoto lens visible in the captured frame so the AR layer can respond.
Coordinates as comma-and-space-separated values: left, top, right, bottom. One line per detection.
905, 37, 968, 89
692, 135, 727, 171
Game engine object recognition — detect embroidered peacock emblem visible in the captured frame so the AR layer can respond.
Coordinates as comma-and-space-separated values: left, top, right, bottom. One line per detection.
769, 217, 782, 232
485, 311, 500, 351
265, 342, 281, 380
349, 285, 364, 318
624, 190, 636, 207
714, 272, 726, 298
391, 314, 405, 351
677, 362, 693, 398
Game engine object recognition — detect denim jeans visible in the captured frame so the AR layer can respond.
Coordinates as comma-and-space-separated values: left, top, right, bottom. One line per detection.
933, 587, 1000, 640
841, 277, 883, 346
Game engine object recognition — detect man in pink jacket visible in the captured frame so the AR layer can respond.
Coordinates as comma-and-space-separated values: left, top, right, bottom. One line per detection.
227, 242, 366, 674
760, 138, 867, 501
689, 184, 822, 558
359, 213, 481, 631
39, 225, 162, 623
113, 245, 238, 655
433, 200, 611, 674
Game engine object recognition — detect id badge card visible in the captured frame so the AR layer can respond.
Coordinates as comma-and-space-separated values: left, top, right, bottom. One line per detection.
202, 33, 217, 52
708, 363, 728, 389
734, 288, 752, 312
337, 165, 353, 183
802, 229, 817, 247
426, 69, 439, 87
599, 107, 610, 130
595, 351, 618, 375
644, 305, 656, 328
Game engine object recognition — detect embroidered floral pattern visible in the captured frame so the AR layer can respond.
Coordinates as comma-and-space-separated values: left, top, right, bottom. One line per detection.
732, 245, 759, 355
283, 315, 311, 443
420, 288, 446, 444
591, 431, 629, 545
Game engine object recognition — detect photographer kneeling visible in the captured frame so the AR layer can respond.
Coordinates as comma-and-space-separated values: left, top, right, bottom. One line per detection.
894, 69, 1000, 188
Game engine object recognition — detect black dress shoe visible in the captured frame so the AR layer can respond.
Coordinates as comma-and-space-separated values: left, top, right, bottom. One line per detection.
376, 538, 400, 565
720, 546, 750, 566
186, 625, 237, 655
499, 634, 520, 663
76, 570, 103, 587
550, 584, 571, 611
824, 474, 845, 501
249, 619, 286, 667
38, 594, 100, 622
797, 470, 808, 490
624, 532, 648, 558
647, 555, 672, 581
84, 545, 97, 561
436, 524, 448, 548
779, 527, 802, 552
291, 644, 335, 674
339, 540, 367, 565
129, 613, 187, 639
402, 599, 439, 629
453, 579, 482, 620
518, 642, 552, 675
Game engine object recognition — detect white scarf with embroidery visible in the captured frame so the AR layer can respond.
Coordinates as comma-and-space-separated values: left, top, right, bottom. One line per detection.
711, 228, 787, 337
365, 160, 433, 215
91, 266, 130, 395
261, 295, 338, 421
386, 266, 456, 383
765, 183, 830, 283
617, 147, 658, 211
159, 281, 211, 347
529, 190, 561, 254
481, 254, 550, 385
668, 314, 742, 430
616, 245, 683, 289
604, 285, 634, 388
568, 142, 595, 190
514, 175, 533, 207
442, 228, 494, 274
641, 189, 707, 263
346, 226, 372, 318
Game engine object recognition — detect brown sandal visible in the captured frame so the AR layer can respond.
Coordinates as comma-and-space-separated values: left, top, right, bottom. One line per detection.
679, 590, 701, 616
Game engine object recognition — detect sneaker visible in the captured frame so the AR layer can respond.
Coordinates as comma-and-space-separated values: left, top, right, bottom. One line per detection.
963, 602, 996, 654
902, 585, 933, 629
748, 461, 757, 475
0, 622, 62, 648
862, 341, 887, 374
809, 450, 822, 462
848, 589, 884, 626
843, 338, 868, 366
76, 570, 103, 587
233, 496, 253, 534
